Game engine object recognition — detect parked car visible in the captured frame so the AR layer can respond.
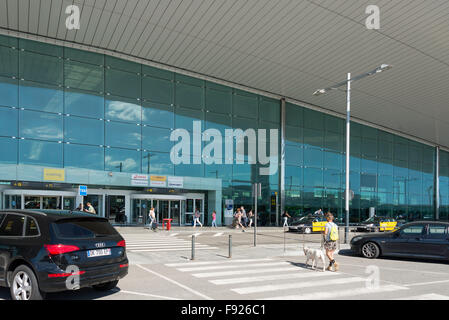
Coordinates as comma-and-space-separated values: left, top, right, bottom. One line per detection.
0, 210, 128, 300
288, 215, 327, 234
355, 216, 398, 232
350, 221, 449, 260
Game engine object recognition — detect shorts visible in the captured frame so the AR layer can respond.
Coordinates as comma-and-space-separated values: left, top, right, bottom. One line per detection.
324, 241, 337, 251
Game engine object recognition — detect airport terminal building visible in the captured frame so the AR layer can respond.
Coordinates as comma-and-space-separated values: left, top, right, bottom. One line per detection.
0, 1, 448, 227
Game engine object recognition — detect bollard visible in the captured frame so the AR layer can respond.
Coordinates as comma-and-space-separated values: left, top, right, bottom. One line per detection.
228, 235, 232, 259
191, 235, 195, 260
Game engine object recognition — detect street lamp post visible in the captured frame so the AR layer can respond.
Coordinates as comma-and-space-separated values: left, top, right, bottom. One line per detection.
314, 64, 392, 244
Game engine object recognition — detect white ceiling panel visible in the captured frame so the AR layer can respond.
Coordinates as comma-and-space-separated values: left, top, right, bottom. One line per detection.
1, 0, 449, 148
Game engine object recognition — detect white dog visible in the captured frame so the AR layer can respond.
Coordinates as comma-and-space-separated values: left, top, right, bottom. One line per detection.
303, 246, 326, 272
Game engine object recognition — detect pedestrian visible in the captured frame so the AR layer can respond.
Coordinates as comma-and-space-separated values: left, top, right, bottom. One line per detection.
248, 210, 254, 228
193, 209, 203, 228
233, 208, 241, 229
84, 202, 96, 214
211, 210, 217, 228
282, 211, 291, 227
75, 203, 83, 211
315, 208, 324, 216
323, 212, 339, 272
241, 206, 247, 227
237, 209, 246, 232
148, 207, 156, 230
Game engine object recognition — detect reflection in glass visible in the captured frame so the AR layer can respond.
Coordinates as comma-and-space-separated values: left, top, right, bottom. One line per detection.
19, 110, 63, 141
142, 102, 174, 128
65, 90, 104, 119
65, 60, 104, 92
105, 121, 141, 149
19, 81, 63, 113
0, 137, 18, 164
19, 51, 63, 85
64, 144, 104, 171
0, 76, 18, 107
105, 148, 140, 173
106, 96, 141, 123
19, 139, 63, 167
0, 107, 18, 136
64, 116, 104, 146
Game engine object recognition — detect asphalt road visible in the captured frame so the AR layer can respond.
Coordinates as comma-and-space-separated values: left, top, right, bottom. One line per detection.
1, 229, 449, 300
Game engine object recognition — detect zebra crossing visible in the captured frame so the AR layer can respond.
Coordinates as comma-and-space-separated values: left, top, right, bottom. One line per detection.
165, 258, 449, 300
123, 234, 218, 253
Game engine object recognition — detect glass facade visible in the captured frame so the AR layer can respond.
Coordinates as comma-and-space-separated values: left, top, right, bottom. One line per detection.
0, 34, 445, 224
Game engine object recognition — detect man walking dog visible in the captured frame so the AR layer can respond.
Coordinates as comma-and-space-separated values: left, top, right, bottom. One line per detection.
323, 212, 339, 271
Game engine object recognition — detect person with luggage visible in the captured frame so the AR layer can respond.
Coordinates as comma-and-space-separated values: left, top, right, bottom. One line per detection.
148, 207, 156, 231
193, 209, 203, 228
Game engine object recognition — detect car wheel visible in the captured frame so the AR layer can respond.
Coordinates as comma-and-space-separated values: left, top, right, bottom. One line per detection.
93, 280, 119, 291
361, 242, 380, 259
304, 227, 312, 234
10, 265, 44, 301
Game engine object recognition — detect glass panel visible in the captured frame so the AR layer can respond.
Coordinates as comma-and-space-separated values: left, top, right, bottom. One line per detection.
25, 196, 41, 209
65, 89, 104, 119
0, 35, 18, 47
304, 167, 323, 187
303, 109, 324, 129
0, 107, 18, 136
170, 201, 180, 225
142, 152, 174, 175
43, 196, 62, 209
175, 157, 204, 177
325, 115, 343, 134
176, 74, 204, 87
285, 145, 303, 166
0, 76, 18, 107
304, 147, 323, 168
176, 82, 204, 111
142, 76, 174, 104
233, 93, 258, 119
324, 151, 342, 170
65, 60, 104, 92
64, 47, 104, 65
142, 126, 172, 152
285, 125, 302, 146
64, 116, 104, 145
105, 121, 141, 149
285, 166, 302, 187
19, 110, 63, 141
19, 39, 63, 57
175, 107, 204, 132
108, 196, 126, 224
106, 95, 141, 123
19, 81, 63, 113
64, 144, 104, 170
0, 46, 18, 77
285, 103, 303, 127
19, 51, 63, 85
105, 148, 140, 173
105, 56, 141, 73
142, 101, 174, 129
303, 128, 324, 149
142, 65, 174, 80
206, 88, 232, 114
19, 140, 63, 167
0, 137, 18, 164
63, 197, 76, 210
259, 98, 280, 123
105, 68, 141, 98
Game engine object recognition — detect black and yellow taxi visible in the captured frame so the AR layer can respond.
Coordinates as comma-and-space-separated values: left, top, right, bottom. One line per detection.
288, 215, 327, 234
356, 216, 398, 233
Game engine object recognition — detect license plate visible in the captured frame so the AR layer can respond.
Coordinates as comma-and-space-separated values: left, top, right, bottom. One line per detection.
87, 249, 111, 258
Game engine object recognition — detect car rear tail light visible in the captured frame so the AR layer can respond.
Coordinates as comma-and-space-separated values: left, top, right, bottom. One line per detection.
44, 244, 80, 255
120, 264, 128, 268
48, 271, 85, 278
117, 240, 126, 248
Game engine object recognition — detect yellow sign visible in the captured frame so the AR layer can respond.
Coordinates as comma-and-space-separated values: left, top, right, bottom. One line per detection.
380, 221, 397, 232
43, 168, 65, 182
150, 176, 167, 182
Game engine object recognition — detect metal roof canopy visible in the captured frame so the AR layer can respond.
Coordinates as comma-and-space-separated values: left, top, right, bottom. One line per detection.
1, 0, 448, 149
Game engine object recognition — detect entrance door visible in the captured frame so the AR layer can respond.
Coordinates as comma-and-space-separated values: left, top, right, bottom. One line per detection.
170, 201, 180, 225
107, 196, 126, 224
84, 195, 102, 216
159, 200, 169, 223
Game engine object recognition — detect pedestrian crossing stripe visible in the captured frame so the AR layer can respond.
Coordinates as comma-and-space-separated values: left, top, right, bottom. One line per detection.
177, 261, 290, 272
165, 258, 273, 268
209, 271, 335, 285
395, 293, 449, 300
232, 276, 366, 295
260, 285, 409, 300
192, 267, 300, 278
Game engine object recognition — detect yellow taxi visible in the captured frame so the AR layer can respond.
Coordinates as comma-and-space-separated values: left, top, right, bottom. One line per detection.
288, 215, 327, 234
356, 216, 397, 233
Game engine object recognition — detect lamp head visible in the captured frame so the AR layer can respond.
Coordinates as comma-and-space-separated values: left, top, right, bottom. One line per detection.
313, 89, 327, 96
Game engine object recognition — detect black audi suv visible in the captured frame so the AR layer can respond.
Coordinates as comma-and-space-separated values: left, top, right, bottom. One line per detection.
0, 210, 128, 300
